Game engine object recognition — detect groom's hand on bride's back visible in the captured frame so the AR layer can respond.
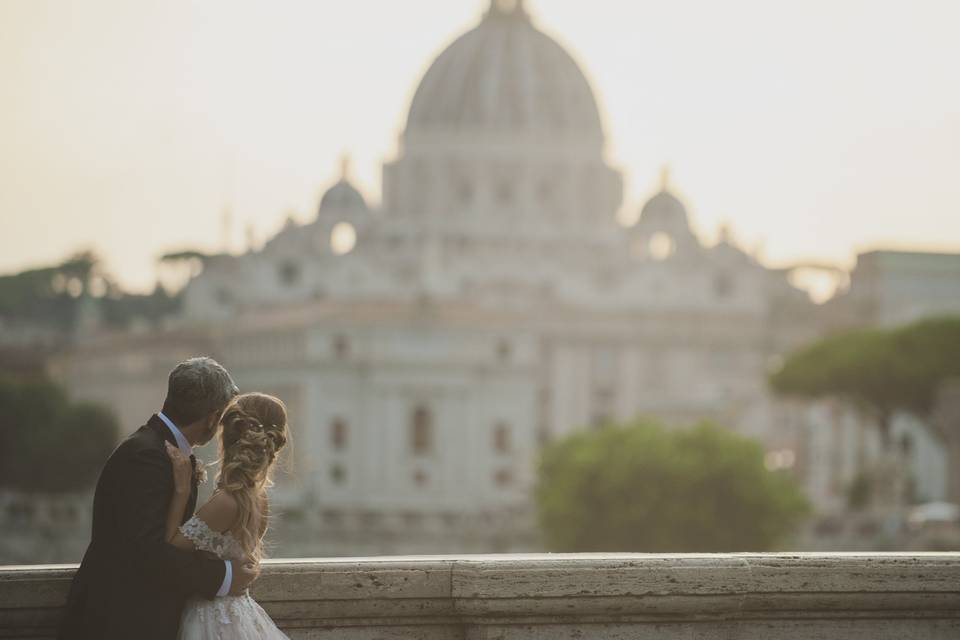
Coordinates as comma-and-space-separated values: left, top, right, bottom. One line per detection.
229, 559, 260, 595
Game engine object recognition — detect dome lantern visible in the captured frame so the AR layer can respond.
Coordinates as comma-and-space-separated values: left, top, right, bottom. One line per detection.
630, 171, 701, 259
319, 155, 368, 215
487, 0, 528, 19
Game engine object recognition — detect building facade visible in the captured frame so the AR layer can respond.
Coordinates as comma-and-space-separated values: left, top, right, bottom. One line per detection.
46, 1, 954, 557
826, 250, 960, 330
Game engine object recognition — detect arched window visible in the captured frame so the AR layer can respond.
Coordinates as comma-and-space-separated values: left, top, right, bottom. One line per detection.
333, 334, 350, 360
714, 272, 735, 298
411, 405, 433, 454
648, 232, 676, 261
496, 338, 512, 363
330, 222, 357, 255
900, 433, 914, 455
493, 422, 511, 453
278, 261, 302, 286
536, 424, 552, 447
496, 180, 514, 206
331, 417, 348, 450
537, 178, 554, 206
457, 180, 474, 205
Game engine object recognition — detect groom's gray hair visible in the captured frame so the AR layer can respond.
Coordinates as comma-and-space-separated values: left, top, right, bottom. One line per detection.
161, 356, 239, 425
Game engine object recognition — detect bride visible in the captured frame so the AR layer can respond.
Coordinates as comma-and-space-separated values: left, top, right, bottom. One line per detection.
163, 392, 290, 639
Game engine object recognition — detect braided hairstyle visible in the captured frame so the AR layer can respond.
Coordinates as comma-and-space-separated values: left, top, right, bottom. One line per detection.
216, 392, 288, 562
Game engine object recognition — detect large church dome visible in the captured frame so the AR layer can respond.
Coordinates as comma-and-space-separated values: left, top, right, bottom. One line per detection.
405, 0, 604, 142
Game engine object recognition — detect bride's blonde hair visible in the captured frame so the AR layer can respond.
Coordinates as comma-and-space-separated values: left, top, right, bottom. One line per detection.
216, 392, 288, 562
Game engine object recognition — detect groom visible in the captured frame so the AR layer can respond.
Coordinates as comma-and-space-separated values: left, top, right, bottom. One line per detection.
59, 357, 259, 640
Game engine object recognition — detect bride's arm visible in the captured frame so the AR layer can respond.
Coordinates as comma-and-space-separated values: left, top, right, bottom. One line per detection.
163, 443, 240, 550
168, 491, 240, 551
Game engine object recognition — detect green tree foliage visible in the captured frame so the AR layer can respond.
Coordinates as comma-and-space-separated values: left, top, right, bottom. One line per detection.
895, 317, 960, 419
0, 251, 181, 335
535, 420, 810, 552
0, 251, 100, 332
158, 250, 209, 291
0, 377, 117, 493
99, 285, 181, 327
770, 316, 960, 443
160, 249, 210, 263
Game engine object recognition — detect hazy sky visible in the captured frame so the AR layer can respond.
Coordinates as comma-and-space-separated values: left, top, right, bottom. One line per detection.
2, 0, 958, 292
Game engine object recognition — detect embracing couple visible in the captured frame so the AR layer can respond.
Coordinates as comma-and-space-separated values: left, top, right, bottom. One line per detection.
59, 357, 289, 639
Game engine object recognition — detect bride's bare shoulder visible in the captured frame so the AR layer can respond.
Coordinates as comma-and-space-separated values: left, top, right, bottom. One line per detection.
196, 490, 240, 534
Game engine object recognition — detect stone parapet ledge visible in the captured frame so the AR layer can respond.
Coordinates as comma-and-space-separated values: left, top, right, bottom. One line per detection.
3, 553, 960, 638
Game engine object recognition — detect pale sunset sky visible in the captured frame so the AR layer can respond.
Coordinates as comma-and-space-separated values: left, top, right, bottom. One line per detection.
1, 0, 958, 293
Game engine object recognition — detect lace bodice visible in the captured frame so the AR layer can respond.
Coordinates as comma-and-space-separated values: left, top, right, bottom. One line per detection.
177, 514, 288, 637
179, 516, 245, 561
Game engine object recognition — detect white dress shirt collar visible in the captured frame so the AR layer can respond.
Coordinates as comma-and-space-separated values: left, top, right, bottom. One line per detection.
157, 411, 193, 457
158, 411, 231, 597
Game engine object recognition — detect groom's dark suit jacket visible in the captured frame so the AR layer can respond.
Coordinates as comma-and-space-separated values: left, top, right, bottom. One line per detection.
58, 415, 226, 640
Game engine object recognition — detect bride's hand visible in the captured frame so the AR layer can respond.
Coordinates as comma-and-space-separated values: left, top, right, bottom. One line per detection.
229, 559, 260, 595
164, 441, 192, 495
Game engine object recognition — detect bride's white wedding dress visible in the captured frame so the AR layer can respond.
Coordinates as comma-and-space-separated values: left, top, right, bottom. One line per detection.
176, 516, 288, 640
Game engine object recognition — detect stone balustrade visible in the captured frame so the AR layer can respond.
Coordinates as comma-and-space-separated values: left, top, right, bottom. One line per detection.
3, 553, 960, 639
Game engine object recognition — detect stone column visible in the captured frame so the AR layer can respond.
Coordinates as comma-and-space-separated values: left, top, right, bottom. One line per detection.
934, 379, 960, 504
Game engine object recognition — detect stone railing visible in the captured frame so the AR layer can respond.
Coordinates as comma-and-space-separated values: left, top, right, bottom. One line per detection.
3, 553, 960, 638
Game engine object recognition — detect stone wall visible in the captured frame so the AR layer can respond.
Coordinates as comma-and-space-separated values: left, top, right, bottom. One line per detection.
3, 553, 960, 639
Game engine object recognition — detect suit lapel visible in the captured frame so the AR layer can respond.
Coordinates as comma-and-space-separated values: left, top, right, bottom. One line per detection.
148, 414, 199, 523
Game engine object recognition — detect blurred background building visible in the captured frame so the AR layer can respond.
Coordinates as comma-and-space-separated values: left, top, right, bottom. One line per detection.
825, 250, 960, 330
4, 0, 960, 561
